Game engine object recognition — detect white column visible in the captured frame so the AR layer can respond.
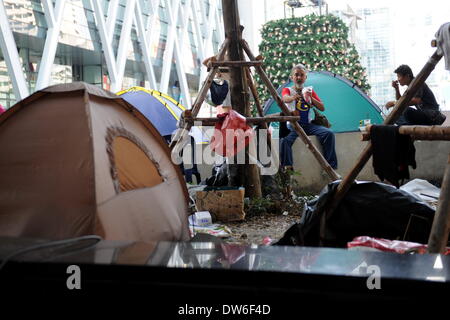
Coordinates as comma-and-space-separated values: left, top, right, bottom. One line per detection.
106, 0, 119, 43
35, 0, 66, 90
191, 0, 207, 89
215, 0, 224, 43
112, 0, 136, 92
198, 0, 217, 85
191, 0, 205, 59
0, 0, 29, 99
159, 0, 180, 94
146, 0, 161, 76
134, 0, 157, 88
164, 0, 192, 108
203, 0, 217, 59
91, 0, 118, 88
174, 0, 193, 107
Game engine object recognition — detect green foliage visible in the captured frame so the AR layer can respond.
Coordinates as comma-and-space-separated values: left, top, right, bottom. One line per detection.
275, 167, 301, 199
244, 197, 276, 217
256, 14, 370, 103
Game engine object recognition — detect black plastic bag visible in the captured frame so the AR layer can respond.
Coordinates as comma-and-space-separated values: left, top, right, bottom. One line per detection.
275, 181, 435, 248
204, 161, 229, 187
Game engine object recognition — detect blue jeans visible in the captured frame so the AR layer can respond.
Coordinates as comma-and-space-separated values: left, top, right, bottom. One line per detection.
280, 122, 338, 169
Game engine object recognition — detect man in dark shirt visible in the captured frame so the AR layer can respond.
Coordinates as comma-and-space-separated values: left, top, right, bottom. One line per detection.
385, 64, 441, 125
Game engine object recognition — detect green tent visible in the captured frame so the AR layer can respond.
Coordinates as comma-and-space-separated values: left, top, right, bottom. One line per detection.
264, 71, 384, 135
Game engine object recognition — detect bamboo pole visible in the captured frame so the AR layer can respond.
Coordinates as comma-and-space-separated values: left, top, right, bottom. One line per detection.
244, 67, 273, 150
222, 0, 261, 198
190, 115, 300, 126
169, 38, 230, 150
240, 39, 340, 181
319, 50, 443, 243
361, 125, 450, 141
209, 61, 262, 67
427, 154, 450, 253
245, 67, 265, 118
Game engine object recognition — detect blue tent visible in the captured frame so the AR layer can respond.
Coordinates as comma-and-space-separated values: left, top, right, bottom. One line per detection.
117, 87, 207, 144
264, 71, 384, 134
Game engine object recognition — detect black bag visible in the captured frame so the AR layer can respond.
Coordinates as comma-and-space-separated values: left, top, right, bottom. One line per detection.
205, 162, 229, 187
278, 121, 291, 139
311, 108, 331, 128
275, 181, 435, 248
432, 111, 446, 125
210, 80, 229, 106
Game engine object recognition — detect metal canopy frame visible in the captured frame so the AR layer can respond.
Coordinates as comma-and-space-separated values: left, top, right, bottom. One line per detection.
0, 0, 225, 107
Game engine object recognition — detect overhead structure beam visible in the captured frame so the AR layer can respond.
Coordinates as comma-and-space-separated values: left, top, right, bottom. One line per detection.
35, 0, 66, 90
91, 0, 118, 85
158, 0, 193, 107
134, 0, 157, 89
1, 0, 225, 102
0, 0, 29, 100
106, 0, 119, 43
112, 0, 136, 92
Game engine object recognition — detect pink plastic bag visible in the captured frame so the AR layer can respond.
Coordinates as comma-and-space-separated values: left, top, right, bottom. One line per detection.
347, 236, 450, 255
210, 110, 254, 157
218, 243, 246, 265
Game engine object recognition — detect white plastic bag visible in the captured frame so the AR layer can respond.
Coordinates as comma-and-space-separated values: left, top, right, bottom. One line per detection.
302, 86, 313, 104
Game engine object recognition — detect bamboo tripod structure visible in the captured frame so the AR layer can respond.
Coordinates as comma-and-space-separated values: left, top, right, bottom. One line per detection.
169, 37, 341, 181
319, 46, 450, 254
362, 125, 450, 253
169, 0, 448, 253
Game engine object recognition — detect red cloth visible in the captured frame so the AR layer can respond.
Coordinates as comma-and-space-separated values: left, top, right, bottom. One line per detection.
348, 236, 450, 255
210, 110, 254, 157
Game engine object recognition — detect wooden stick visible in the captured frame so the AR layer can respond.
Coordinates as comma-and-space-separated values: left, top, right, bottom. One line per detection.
361, 125, 450, 141
169, 38, 230, 150
245, 67, 265, 118
244, 67, 273, 161
189, 115, 300, 126
427, 154, 450, 253
209, 61, 262, 67
222, 1, 261, 198
240, 39, 340, 181
320, 50, 443, 243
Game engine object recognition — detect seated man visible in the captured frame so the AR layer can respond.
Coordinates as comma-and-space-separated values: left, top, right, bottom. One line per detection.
385, 64, 443, 125
280, 64, 338, 170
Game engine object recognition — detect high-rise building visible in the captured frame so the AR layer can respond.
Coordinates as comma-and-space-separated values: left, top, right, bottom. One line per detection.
352, 7, 394, 109
335, 1, 450, 111
0, 0, 225, 109
241, 0, 450, 111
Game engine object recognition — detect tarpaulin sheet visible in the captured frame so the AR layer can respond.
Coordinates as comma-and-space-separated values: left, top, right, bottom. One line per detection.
276, 181, 435, 248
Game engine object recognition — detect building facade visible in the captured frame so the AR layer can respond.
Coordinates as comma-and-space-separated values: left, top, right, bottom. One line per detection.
346, 2, 450, 111
353, 7, 394, 109
0, 0, 225, 109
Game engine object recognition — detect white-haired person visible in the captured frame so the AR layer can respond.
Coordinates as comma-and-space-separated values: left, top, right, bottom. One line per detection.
280, 64, 338, 170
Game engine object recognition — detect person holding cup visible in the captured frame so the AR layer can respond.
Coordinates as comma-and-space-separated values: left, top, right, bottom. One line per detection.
280, 64, 338, 170
385, 64, 443, 125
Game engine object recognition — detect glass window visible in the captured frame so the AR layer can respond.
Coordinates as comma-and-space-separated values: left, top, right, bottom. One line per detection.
0, 60, 15, 108
59, 1, 95, 50
4, 0, 46, 37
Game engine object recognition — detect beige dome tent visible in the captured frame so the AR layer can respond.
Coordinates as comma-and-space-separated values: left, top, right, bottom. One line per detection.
0, 82, 190, 242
